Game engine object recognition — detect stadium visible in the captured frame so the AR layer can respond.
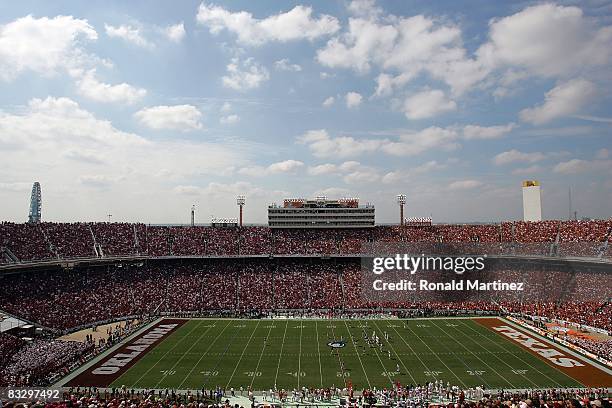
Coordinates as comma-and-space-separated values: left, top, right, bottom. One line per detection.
2, 1, 612, 407
1, 191, 611, 407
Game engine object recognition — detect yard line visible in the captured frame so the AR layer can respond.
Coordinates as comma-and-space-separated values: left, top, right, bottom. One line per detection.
250, 323, 275, 390
153, 321, 217, 389
388, 323, 432, 382
373, 320, 416, 386
427, 319, 510, 389
225, 320, 261, 389
273, 320, 289, 389
402, 321, 468, 388
177, 320, 232, 390
330, 322, 348, 388
298, 320, 303, 389
129, 320, 203, 388
355, 322, 394, 387
343, 320, 371, 389
444, 319, 539, 388
315, 321, 323, 388
458, 319, 566, 388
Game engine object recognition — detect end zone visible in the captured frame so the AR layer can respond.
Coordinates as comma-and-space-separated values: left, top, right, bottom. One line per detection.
475, 317, 612, 387
66, 319, 186, 387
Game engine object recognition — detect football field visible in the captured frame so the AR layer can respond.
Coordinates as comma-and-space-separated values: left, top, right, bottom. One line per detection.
68, 317, 612, 391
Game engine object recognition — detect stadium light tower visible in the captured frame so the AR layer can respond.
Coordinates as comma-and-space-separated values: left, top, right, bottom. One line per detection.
191, 205, 195, 227
236, 195, 246, 227
397, 194, 406, 226
28, 182, 42, 224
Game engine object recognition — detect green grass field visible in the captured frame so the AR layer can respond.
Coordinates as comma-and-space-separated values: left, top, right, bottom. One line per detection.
108, 318, 583, 391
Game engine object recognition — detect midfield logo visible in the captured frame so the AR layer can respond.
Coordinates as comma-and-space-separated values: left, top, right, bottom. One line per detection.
327, 340, 346, 348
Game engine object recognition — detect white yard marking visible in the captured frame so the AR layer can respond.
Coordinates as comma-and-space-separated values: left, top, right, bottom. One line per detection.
388, 322, 436, 381
343, 321, 371, 389
315, 321, 323, 387
273, 320, 289, 388
177, 320, 232, 390
458, 319, 566, 388
403, 321, 467, 387
249, 323, 275, 389
373, 320, 417, 385
428, 319, 511, 389
128, 321, 202, 388
153, 321, 217, 389
226, 321, 261, 389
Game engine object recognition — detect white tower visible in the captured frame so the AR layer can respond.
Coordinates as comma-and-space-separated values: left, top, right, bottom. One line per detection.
522, 180, 542, 221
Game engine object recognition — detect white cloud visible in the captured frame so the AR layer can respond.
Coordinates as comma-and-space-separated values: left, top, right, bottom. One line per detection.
0, 182, 32, 192
493, 149, 545, 165
343, 170, 379, 184
222, 57, 269, 91
299, 127, 459, 159
220, 114, 240, 124
134, 105, 203, 131
462, 123, 515, 140
297, 129, 381, 159
196, 3, 340, 46
519, 78, 597, 125
553, 158, 612, 174
64, 149, 106, 165
448, 180, 483, 190
0, 97, 251, 221
0, 15, 98, 81
220, 102, 232, 112
511, 165, 542, 175
373, 72, 413, 97
477, 4, 612, 77
173, 185, 202, 195
380, 127, 459, 156
76, 69, 146, 104
164, 22, 185, 42
403, 90, 456, 120
595, 148, 609, 159
308, 163, 339, 176
345, 91, 363, 108
322, 96, 335, 107
104, 23, 153, 49
316, 13, 486, 95
239, 160, 304, 177
306, 160, 379, 184
274, 58, 302, 72
381, 160, 446, 184
347, 0, 383, 19
553, 159, 590, 174
0, 97, 147, 150
79, 174, 117, 189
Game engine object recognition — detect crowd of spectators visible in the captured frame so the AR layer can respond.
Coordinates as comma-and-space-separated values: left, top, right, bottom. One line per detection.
0, 384, 608, 408
0, 338, 93, 386
1, 220, 611, 263
0, 259, 608, 333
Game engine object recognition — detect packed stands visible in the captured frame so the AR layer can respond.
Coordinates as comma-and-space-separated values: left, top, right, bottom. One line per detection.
1, 220, 611, 262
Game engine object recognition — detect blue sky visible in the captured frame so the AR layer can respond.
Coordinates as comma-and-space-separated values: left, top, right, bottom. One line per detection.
0, 0, 611, 224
